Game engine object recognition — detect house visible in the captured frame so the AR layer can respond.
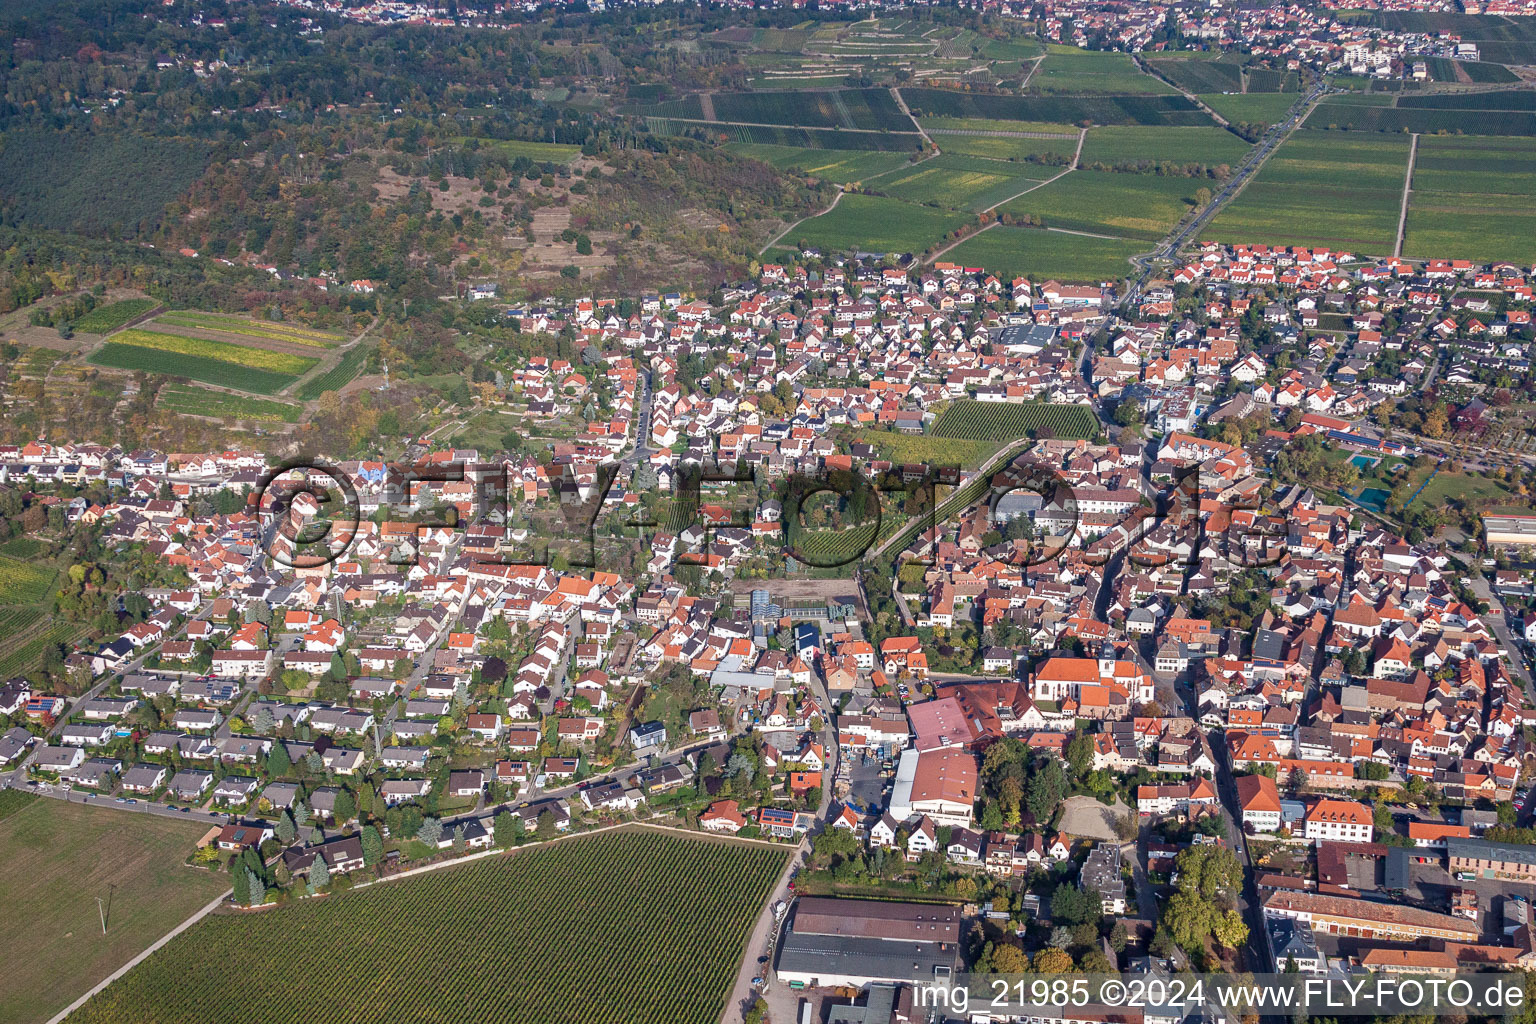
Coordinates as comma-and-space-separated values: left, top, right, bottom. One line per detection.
630, 721, 668, 754
448, 769, 485, 798
212, 775, 261, 805
1237, 774, 1283, 833
216, 822, 273, 851
700, 799, 749, 833
1303, 799, 1374, 844
282, 834, 367, 878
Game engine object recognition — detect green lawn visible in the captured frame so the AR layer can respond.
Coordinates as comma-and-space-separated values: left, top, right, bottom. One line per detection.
463, 138, 582, 163
724, 144, 915, 184
943, 225, 1143, 283
780, 194, 973, 255
999, 170, 1205, 240
0, 799, 230, 1024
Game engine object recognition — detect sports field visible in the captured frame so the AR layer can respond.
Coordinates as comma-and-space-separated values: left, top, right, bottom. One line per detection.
1200, 130, 1410, 252
69, 828, 788, 1024
0, 799, 230, 1024
780, 193, 973, 255
943, 225, 1143, 283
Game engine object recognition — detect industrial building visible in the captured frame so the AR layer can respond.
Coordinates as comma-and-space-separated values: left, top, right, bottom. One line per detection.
775, 897, 961, 988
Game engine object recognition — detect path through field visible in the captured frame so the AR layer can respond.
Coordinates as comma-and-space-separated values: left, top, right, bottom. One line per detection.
1395, 132, 1419, 258
922, 126, 1086, 266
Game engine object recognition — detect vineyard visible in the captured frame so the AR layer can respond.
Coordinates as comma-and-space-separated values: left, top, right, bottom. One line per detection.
71, 827, 786, 1024
70, 298, 157, 334
0, 555, 57, 604
153, 312, 340, 348
157, 384, 302, 423
932, 400, 1100, 442
0, 619, 85, 679
899, 87, 1213, 127
294, 344, 372, 399
785, 520, 880, 567
90, 343, 301, 394
102, 329, 319, 374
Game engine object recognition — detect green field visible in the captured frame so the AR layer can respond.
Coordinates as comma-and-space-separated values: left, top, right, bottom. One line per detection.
1201, 130, 1410, 252
71, 828, 787, 1024
724, 144, 915, 183
901, 87, 1213, 126
703, 88, 913, 131
158, 384, 302, 423
924, 131, 1080, 162
944, 225, 1143, 282
872, 154, 1047, 211
98, 328, 318, 374
0, 555, 57, 604
933, 399, 1100, 441
476, 138, 583, 163
1147, 55, 1243, 94
649, 119, 922, 151
70, 298, 157, 334
152, 312, 340, 348
1080, 125, 1253, 169
1246, 69, 1301, 93
780, 193, 972, 255
1397, 90, 1536, 111
1403, 135, 1536, 264
1197, 93, 1296, 127
0, 799, 231, 1024
999, 170, 1205, 240
1306, 102, 1536, 135
294, 345, 372, 400
90, 343, 303, 394
918, 116, 1079, 135
854, 428, 999, 470
1030, 49, 1176, 95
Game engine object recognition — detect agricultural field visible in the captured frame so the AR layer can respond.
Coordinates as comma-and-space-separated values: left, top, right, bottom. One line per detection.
998, 170, 1206, 241
785, 519, 881, 567
924, 131, 1080, 162
294, 345, 373, 400
917, 116, 1079, 135
70, 828, 787, 1024
724, 143, 915, 183
1396, 90, 1536, 111
1079, 125, 1253, 169
1146, 54, 1243, 94
776, 194, 972, 256
900, 87, 1213, 126
0, 799, 231, 1024
1196, 92, 1296, 127
1245, 69, 1301, 92
70, 298, 157, 334
932, 399, 1100, 442
853, 428, 999, 469
472, 138, 582, 163
1029, 48, 1176, 95
0, 555, 58, 604
89, 327, 319, 394
705, 88, 913, 131
0, 618, 87, 679
943, 225, 1144, 283
871, 154, 1047, 212
152, 312, 341, 348
1403, 135, 1536, 265
650, 120, 922, 151
1200, 130, 1410, 252
157, 384, 302, 423
1306, 102, 1536, 135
